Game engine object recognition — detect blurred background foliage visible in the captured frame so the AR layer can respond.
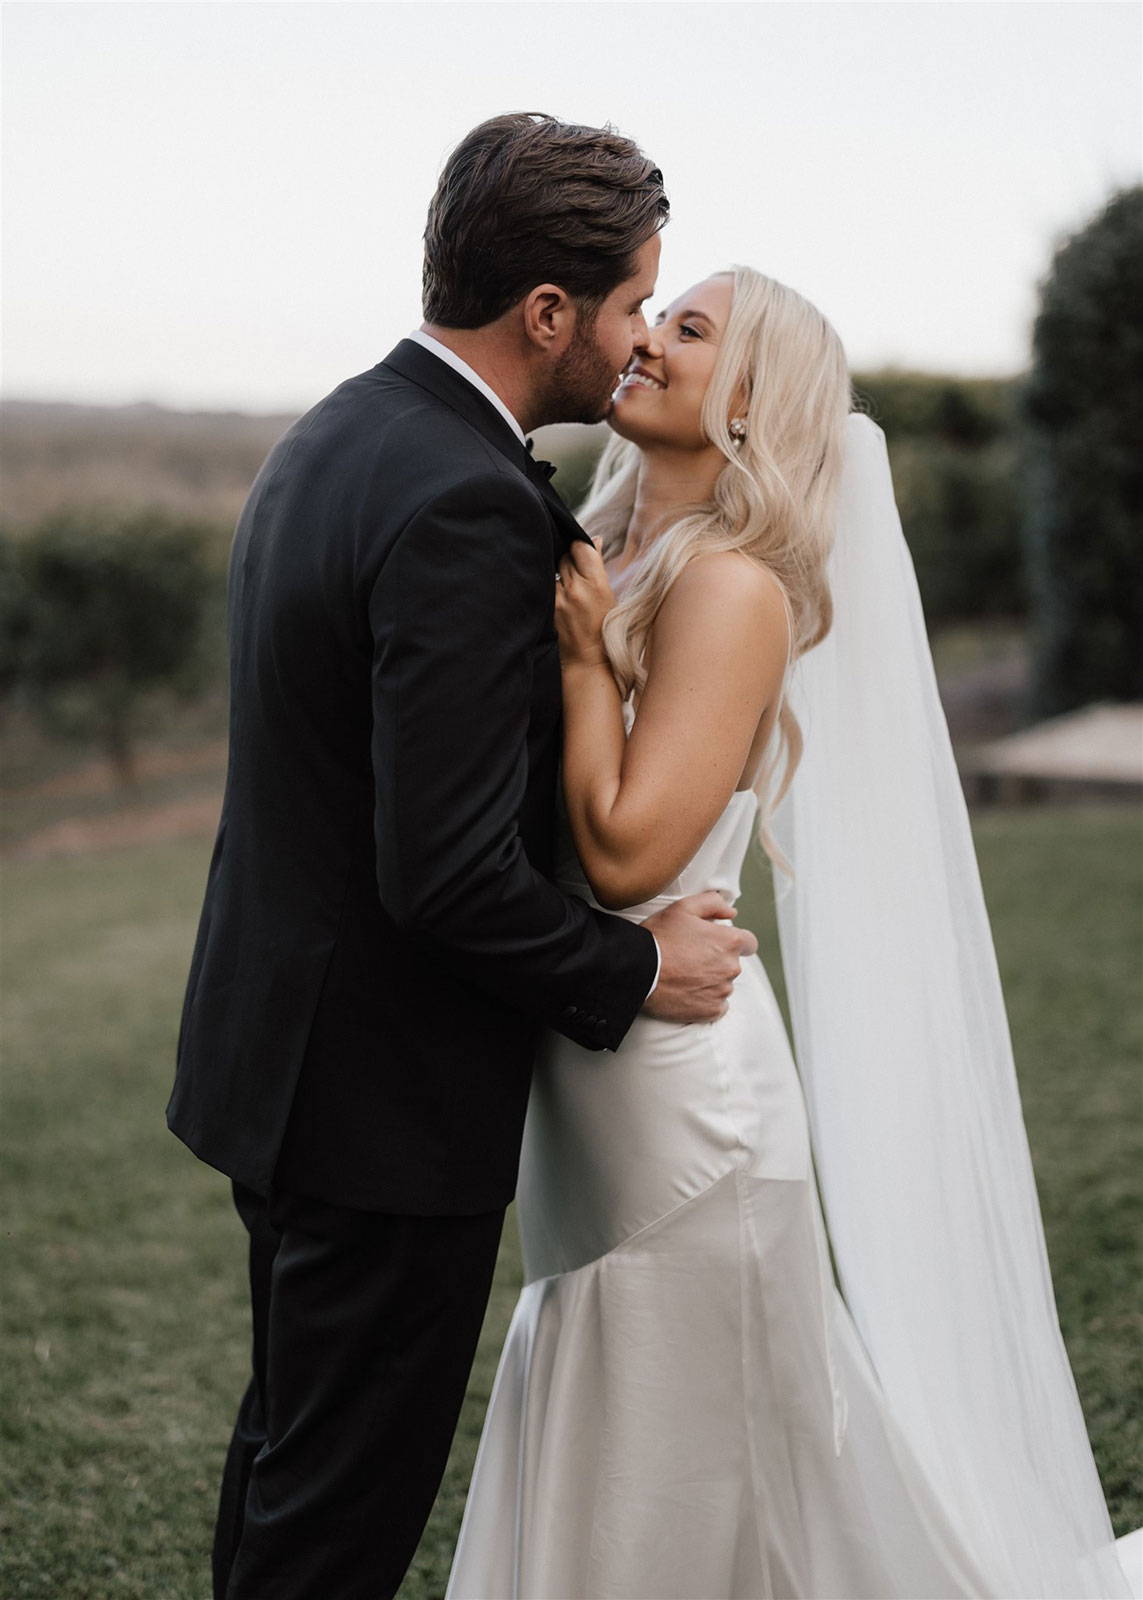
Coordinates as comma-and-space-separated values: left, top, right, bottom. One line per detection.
1021, 185, 1143, 719
1, 511, 217, 787
1, 184, 1139, 777
549, 369, 1029, 627
2, 181, 1139, 780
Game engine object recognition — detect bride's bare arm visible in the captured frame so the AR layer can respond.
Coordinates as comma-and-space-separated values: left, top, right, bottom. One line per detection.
555, 541, 790, 911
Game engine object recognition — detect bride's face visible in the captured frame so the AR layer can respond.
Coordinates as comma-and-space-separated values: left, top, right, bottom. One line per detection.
608, 273, 734, 451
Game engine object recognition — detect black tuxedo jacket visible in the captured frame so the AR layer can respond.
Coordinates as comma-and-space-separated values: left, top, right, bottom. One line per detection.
167, 340, 658, 1214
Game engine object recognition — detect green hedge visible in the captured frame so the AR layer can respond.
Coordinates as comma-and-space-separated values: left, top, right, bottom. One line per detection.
552, 372, 1027, 628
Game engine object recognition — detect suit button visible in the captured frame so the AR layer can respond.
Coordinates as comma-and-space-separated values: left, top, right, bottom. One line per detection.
564, 1004, 579, 1019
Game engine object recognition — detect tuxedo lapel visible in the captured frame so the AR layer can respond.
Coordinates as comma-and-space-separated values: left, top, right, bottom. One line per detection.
523, 449, 593, 554
381, 340, 526, 471
380, 340, 592, 560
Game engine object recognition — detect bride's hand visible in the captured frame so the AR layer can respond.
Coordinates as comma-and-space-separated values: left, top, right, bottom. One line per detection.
555, 539, 614, 668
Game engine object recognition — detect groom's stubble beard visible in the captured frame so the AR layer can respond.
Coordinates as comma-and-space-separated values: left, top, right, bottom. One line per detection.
537, 309, 624, 427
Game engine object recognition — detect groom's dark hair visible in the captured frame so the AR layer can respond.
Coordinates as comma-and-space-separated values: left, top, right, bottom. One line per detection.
422, 113, 668, 329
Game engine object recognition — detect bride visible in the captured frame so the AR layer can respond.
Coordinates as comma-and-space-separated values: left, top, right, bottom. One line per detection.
445, 267, 1137, 1599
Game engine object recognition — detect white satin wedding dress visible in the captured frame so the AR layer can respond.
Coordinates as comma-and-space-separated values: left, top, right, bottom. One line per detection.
445, 416, 1136, 1600
446, 709, 1003, 1600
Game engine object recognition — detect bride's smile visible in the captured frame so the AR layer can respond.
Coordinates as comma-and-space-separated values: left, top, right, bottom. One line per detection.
610, 271, 738, 454
604, 271, 754, 578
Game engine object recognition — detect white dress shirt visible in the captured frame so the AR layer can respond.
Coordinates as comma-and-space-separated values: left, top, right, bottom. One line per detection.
405, 329, 662, 1005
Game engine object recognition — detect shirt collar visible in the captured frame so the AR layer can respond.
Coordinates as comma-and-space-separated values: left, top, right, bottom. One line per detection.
406, 329, 526, 446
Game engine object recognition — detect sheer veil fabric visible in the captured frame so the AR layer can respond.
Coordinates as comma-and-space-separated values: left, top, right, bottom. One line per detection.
769, 414, 1137, 1598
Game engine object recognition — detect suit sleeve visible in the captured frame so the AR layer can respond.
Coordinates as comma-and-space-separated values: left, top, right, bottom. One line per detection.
368, 471, 658, 1052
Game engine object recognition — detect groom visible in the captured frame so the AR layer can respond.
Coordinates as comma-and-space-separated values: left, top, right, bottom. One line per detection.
169, 112, 756, 1599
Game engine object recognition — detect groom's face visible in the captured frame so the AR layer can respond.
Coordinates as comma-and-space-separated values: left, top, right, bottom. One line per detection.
545, 233, 661, 425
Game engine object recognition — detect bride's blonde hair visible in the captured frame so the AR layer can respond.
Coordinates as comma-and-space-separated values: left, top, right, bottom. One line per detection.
577, 265, 854, 878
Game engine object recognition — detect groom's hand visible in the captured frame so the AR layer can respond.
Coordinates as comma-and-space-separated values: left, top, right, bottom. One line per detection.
639, 892, 758, 1023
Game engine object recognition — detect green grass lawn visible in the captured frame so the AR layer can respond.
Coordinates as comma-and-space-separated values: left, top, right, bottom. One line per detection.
2, 806, 1140, 1599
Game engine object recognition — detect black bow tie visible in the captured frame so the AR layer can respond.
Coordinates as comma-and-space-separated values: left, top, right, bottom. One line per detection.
525, 438, 557, 481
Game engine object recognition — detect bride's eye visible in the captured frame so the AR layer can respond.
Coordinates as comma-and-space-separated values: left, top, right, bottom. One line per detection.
680, 324, 701, 339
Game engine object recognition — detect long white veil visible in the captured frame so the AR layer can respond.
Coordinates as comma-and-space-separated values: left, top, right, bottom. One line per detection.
770, 414, 1136, 1599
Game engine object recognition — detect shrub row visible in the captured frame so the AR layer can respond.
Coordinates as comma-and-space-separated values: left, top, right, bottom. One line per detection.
1, 509, 221, 785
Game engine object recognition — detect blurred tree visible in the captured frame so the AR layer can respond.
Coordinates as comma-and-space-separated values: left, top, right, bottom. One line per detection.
0, 530, 33, 716
1021, 185, 1143, 716
15, 509, 214, 787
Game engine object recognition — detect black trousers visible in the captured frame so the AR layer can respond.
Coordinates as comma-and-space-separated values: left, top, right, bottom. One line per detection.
213, 1180, 505, 1600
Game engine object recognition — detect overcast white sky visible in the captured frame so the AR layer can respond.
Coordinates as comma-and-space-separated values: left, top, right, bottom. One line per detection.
2, 0, 1140, 411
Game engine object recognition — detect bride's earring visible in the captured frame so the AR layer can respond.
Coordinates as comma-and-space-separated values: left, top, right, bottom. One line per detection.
729, 417, 748, 444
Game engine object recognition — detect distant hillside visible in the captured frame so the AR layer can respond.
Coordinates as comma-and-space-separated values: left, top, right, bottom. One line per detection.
0, 399, 609, 546
0, 399, 299, 536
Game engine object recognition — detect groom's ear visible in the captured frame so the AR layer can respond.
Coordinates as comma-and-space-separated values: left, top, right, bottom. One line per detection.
521, 283, 575, 353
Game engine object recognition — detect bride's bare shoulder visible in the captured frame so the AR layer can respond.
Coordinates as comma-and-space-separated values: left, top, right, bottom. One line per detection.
668, 548, 786, 602
654, 550, 790, 662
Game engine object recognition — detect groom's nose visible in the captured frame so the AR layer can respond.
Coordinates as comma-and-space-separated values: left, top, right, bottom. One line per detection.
635, 322, 664, 358
630, 307, 652, 349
